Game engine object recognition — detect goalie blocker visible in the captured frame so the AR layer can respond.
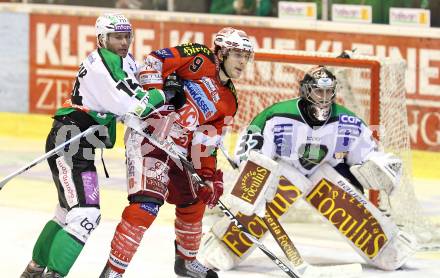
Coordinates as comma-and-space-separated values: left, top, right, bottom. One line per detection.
199, 154, 417, 271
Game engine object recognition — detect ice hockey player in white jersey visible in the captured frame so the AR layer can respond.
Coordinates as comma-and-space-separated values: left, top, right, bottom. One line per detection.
199, 66, 418, 273
20, 13, 170, 278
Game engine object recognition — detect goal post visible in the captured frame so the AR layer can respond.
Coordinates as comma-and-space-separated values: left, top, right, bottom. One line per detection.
215, 49, 439, 246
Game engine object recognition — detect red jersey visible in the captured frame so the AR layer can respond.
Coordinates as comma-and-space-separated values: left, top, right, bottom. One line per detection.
138, 43, 238, 172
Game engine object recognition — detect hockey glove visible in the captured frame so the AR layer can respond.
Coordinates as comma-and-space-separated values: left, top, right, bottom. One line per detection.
197, 168, 224, 209
130, 89, 166, 119
163, 72, 186, 110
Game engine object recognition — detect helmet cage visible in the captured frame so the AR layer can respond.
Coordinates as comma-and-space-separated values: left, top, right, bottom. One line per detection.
300, 67, 337, 107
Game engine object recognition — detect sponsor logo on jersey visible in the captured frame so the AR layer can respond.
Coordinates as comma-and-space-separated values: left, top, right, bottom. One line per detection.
184, 80, 217, 119
339, 114, 362, 126
176, 43, 212, 57
56, 157, 78, 208
176, 101, 199, 129
273, 123, 293, 157
201, 77, 220, 103
154, 48, 174, 59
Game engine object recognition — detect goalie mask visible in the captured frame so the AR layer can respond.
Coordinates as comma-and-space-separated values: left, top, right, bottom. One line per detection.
300, 66, 337, 122
95, 13, 133, 49
214, 27, 254, 79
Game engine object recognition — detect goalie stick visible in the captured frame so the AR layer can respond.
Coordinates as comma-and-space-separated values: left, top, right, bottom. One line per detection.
122, 116, 299, 278
218, 144, 363, 277
0, 125, 101, 190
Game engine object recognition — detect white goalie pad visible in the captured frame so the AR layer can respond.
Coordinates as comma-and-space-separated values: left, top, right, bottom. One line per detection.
198, 230, 243, 271
307, 163, 417, 270
199, 213, 260, 271
350, 151, 403, 196
229, 151, 280, 217
277, 160, 313, 194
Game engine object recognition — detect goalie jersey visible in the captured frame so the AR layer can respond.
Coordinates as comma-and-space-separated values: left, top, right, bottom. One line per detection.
236, 98, 377, 176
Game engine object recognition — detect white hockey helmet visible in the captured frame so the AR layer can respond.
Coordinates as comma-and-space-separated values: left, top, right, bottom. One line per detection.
214, 27, 254, 56
95, 13, 133, 48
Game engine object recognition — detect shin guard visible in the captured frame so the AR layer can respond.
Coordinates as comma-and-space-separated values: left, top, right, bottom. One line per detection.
108, 203, 158, 273
32, 220, 63, 267
46, 229, 84, 277
175, 200, 205, 260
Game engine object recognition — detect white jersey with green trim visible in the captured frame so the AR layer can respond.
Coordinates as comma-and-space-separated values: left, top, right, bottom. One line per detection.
71, 48, 143, 116
235, 98, 378, 176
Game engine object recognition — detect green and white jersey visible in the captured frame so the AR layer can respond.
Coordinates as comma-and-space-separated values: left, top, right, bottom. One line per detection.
66, 48, 148, 115
54, 48, 164, 147
236, 98, 377, 176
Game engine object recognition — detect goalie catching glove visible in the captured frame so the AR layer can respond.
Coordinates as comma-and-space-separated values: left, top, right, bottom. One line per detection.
197, 168, 224, 208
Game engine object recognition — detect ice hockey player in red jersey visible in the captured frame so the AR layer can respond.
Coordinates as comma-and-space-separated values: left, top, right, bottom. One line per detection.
99, 27, 254, 278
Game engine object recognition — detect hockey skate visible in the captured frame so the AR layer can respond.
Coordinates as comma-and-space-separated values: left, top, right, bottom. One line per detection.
99, 264, 123, 278
174, 253, 218, 278
42, 270, 63, 278
20, 261, 45, 278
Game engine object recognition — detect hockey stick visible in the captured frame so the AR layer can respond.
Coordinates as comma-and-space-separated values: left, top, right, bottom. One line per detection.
122, 116, 299, 278
218, 144, 363, 277
0, 125, 101, 190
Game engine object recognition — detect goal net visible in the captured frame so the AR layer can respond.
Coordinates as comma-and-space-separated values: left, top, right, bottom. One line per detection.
215, 49, 439, 247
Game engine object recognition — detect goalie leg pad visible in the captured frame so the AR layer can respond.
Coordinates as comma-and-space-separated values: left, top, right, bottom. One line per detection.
229, 150, 280, 217
278, 160, 313, 194
201, 174, 304, 270
308, 163, 416, 270
198, 230, 248, 271
372, 230, 418, 270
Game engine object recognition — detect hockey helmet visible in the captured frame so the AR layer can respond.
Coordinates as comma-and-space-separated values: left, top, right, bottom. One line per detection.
214, 27, 254, 57
95, 13, 133, 48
